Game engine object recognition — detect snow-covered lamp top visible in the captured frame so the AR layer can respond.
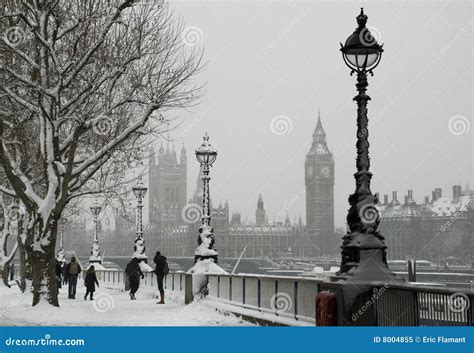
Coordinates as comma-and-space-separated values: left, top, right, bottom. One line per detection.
195, 133, 217, 166
132, 176, 148, 199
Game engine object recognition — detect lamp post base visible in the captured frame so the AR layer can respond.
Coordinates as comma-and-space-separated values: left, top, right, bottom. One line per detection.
346, 249, 398, 283
194, 254, 218, 264
89, 257, 102, 265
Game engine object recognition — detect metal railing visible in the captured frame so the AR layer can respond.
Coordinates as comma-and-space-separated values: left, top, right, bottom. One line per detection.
205, 273, 321, 325
93, 270, 187, 294
92, 270, 473, 326
374, 284, 473, 326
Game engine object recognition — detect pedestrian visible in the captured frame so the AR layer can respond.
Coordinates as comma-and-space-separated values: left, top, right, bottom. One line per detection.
153, 251, 169, 304
62, 263, 68, 285
54, 259, 62, 290
65, 257, 81, 299
84, 265, 99, 300
125, 258, 144, 300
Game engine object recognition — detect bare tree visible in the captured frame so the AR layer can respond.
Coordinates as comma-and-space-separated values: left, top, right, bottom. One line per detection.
0, 192, 19, 286
0, 0, 202, 306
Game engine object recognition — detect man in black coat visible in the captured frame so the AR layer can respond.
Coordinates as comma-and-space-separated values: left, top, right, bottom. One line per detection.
65, 257, 81, 299
125, 258, 144, 300
153, 251, 168, 304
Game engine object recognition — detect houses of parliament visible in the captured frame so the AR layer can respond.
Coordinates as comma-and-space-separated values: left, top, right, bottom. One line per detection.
64, 113, 473, 262
98, 114, 337, 259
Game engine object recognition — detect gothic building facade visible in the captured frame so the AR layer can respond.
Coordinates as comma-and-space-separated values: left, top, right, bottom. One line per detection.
304, 114, 335, 256
148, 144, 187, 228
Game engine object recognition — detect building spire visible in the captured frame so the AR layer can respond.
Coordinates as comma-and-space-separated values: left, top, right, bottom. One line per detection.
312, 109, 326, 142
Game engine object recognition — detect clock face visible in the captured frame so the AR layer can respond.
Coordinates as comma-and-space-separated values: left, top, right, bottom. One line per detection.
320, 166, 330, 178
316, 144, 327, 155
306, 166, 314, 177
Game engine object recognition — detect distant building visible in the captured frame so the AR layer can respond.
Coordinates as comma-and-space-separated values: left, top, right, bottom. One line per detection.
378, 185, 474, 262
255, 193, 266, 226
148, 144, 187, 228
304, 113, 335, 256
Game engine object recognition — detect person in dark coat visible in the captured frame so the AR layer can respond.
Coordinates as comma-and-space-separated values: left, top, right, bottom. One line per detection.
65, 257, 81, 299
54, 259, 62, 290
153, 251, 168, 304
84, 266, 99, 300
125, 258, 144, 300
62, 263, 68, 285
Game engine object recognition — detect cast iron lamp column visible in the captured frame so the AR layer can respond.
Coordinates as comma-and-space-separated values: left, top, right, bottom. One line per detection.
132, 176, 148, 261
89, 201, 102, 265
338, 8, 394, 279
194, 133, 218, 263
57, 218, 67, 264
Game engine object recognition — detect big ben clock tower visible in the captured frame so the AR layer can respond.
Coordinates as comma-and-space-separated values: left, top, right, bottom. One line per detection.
305, 112, 335, 257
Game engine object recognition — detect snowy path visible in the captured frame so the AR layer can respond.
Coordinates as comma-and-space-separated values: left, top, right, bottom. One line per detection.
0, 283, 254, 326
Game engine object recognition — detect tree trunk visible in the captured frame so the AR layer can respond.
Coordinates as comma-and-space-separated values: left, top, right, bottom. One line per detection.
17, 240, 29, 293
26, 223, 59, 307
17, 217, 29, 293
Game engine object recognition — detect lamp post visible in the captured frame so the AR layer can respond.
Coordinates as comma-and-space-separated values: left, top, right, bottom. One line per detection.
89, 201, 102, 265
194, 133, 218, 263
57, 218, 67, 264
132, 176, 148, 261
339, 8, 394, 280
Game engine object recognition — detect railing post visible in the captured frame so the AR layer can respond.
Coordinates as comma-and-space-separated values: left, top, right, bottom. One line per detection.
275, 280, 279, 316
413, 290, 420, 326
217, 276, 220, 298
184, 273, 193, 305
242, 277, 246, 305
229, 276, 232, 301
257, 279, 261, 310
294, 281, 298, 320
468, 294, 473, 326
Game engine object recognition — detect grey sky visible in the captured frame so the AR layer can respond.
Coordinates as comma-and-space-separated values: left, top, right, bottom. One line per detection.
155, 0, 472, 228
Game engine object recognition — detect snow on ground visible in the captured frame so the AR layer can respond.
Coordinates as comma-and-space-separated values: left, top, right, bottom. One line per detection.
0, 283, 254, 326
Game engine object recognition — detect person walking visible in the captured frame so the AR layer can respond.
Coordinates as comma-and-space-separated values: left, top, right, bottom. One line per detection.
84, 265, 99, 300
153, 251, 169, 304
54, 259, 62, 291
65, 257, 81, 299
62, 262, 68, 285
125, 258, 144, 300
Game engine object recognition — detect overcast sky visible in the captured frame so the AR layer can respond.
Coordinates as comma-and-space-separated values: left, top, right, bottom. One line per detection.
149, 0, 473, 228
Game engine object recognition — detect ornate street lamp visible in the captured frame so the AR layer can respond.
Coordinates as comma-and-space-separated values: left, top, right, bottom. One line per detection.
132, 176, 148, 261
194, 133, 218, 263
89, 201, 102, 265
57, 218, 67, 264
338, 9, 394, 280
